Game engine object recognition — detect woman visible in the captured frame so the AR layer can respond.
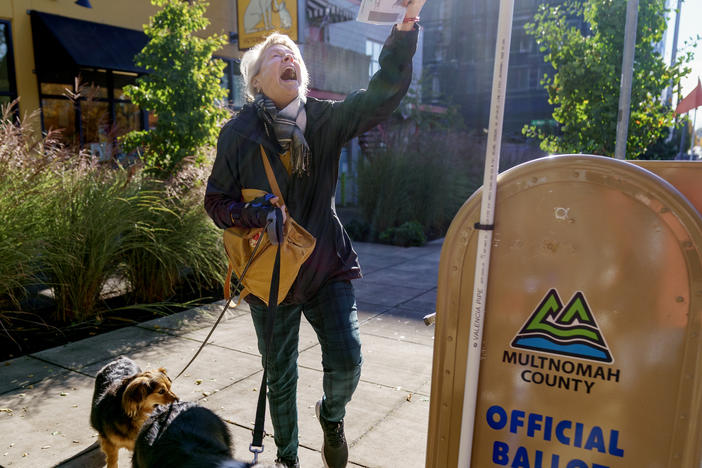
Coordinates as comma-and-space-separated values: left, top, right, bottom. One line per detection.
204, 2, 425, 466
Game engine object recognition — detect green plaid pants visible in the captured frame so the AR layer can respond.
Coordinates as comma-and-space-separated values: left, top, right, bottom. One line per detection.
249, 280, 362, 461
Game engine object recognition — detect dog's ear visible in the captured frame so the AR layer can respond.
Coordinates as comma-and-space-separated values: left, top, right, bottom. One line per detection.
122, 376, 149, 418
157, 367, 172, 384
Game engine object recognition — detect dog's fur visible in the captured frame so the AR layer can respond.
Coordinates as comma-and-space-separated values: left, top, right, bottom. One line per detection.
133, 401, 279, 468
90, 356, 178, 468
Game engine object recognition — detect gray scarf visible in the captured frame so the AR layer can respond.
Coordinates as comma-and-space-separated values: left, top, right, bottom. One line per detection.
254, 93, 311, 176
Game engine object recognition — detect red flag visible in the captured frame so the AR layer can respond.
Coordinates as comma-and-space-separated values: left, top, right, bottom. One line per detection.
675, 78, 702, 115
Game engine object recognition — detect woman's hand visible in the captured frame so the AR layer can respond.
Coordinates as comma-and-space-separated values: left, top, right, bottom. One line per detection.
241, 194, 287, 227
397, 0, 427, 31
269, 196, 288, 225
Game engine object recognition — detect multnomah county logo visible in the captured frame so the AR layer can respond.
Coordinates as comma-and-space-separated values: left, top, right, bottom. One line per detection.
511, 289, 613, 363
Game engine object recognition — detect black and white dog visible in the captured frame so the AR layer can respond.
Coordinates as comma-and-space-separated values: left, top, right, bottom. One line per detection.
133, 401, 278, 468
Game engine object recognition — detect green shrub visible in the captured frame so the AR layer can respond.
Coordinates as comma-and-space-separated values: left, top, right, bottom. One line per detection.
0, 104, 64, 309
122, 0, 228, 178
344, 219, 370, 242
379, 221, 426, 247
40, 165, 140, 322
120, 160, 226, 303
0, 101, 227, 324
357, 151, 412, 238
356, 143, 476, 243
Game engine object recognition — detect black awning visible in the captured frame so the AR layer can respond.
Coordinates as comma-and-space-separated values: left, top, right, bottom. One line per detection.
30, 11, 148, 76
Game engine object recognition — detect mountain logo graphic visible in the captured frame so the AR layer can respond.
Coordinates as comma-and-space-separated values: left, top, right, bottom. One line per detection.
511, 289, 613, 363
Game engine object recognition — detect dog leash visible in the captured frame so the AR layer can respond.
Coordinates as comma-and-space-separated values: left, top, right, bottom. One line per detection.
249, 150, 287, 464
171, 211, 282, 466
173, 223, 269, 382
249, 240, 281, 465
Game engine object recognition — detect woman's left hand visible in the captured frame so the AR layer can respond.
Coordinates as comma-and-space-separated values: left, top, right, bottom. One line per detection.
397, 0, 427, 30
400, 0, 426, 18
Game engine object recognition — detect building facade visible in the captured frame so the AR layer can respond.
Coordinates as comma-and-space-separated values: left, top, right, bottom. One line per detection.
421, 0, 584, 135
322, 0, 424, 205
0, 0, 419, 170
1, 0, 245, 150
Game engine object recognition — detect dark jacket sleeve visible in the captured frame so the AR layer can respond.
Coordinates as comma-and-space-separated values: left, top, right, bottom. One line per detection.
204, 120, 247, 229
328, 24, 419, 143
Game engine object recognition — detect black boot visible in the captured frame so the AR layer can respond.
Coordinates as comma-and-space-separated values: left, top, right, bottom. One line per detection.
315, 400, 348, 468
274, 456, 300, 468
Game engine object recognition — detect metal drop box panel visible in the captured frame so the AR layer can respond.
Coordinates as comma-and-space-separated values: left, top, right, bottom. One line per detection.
427, 156, 702, 468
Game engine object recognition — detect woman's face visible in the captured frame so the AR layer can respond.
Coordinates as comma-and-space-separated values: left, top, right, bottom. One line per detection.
254, 44, 302, 109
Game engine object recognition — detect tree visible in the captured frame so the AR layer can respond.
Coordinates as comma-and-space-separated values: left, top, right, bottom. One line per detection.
523, 0, 697, 159
122, 0, 228, 177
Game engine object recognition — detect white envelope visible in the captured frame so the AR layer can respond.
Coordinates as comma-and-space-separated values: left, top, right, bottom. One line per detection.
356, 0, 407, 25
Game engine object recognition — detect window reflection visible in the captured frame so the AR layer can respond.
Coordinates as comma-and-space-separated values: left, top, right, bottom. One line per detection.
365, 40, 382, 79
116, 101, 140, 134
219, 58, 244, 110
0, 25, 8, 92
41, 98, 78, 146
80, 100, 109, 144
0, 21, 17, 104
38, 70, 142, 157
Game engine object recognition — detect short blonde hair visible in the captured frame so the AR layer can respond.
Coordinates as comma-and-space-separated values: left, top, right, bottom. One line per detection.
240, 32, 309, 102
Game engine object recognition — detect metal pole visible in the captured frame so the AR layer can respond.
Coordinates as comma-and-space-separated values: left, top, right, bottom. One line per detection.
666, 0, 683, 106
456, 1, 514, 466
665, 0, 683, 144
614, 0, 639, 160
679, 114, 687, 157
690, 108, 697, 160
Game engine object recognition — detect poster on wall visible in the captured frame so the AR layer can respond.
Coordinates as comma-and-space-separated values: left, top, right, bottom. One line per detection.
236, 0, 298, 50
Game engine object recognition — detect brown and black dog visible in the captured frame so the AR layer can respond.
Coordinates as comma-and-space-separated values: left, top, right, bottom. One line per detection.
90, 356, 178, 468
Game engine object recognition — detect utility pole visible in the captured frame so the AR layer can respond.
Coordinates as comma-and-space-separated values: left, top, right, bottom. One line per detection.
614, 0, 639, 160
666, 0, 683, 145
667, 0, 683, 105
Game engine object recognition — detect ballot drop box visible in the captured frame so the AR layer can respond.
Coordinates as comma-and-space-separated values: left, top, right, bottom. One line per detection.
426, 155, 702, 468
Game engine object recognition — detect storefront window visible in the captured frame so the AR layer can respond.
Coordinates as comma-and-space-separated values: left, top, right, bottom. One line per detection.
115, 101, 141, 134
39, 70, 143, 156
220, 58, 244, 109
0, 21, 18, 107
81, 101, 110, 144
41, 98, 78, 146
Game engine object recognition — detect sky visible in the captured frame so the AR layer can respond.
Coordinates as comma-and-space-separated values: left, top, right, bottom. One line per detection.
665, 0, 701, 131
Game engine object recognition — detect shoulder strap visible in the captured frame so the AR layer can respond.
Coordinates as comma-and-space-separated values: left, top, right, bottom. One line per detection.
259, 145, 285, 205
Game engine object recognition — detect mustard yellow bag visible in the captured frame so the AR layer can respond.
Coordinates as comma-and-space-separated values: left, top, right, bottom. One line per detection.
222, 146, 316, 305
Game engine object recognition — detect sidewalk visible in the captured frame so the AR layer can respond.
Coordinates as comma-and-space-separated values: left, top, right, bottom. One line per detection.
0, 240, 441, 468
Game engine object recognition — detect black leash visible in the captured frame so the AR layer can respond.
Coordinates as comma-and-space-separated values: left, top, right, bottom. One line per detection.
173, 223, 268, 382
249, 210, 282, 465
171, 211, 283, 466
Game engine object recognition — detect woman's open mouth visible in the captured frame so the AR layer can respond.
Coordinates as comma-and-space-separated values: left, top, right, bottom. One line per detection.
281, 67, 297, 81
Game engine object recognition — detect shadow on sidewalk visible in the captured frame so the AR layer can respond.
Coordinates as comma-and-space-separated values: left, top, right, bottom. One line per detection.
53, 441, 103, 467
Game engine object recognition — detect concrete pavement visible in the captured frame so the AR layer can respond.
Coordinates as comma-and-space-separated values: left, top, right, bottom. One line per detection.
0, 240, 441, 468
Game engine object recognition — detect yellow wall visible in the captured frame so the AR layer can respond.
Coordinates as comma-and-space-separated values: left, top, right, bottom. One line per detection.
1, 0, 242, 118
